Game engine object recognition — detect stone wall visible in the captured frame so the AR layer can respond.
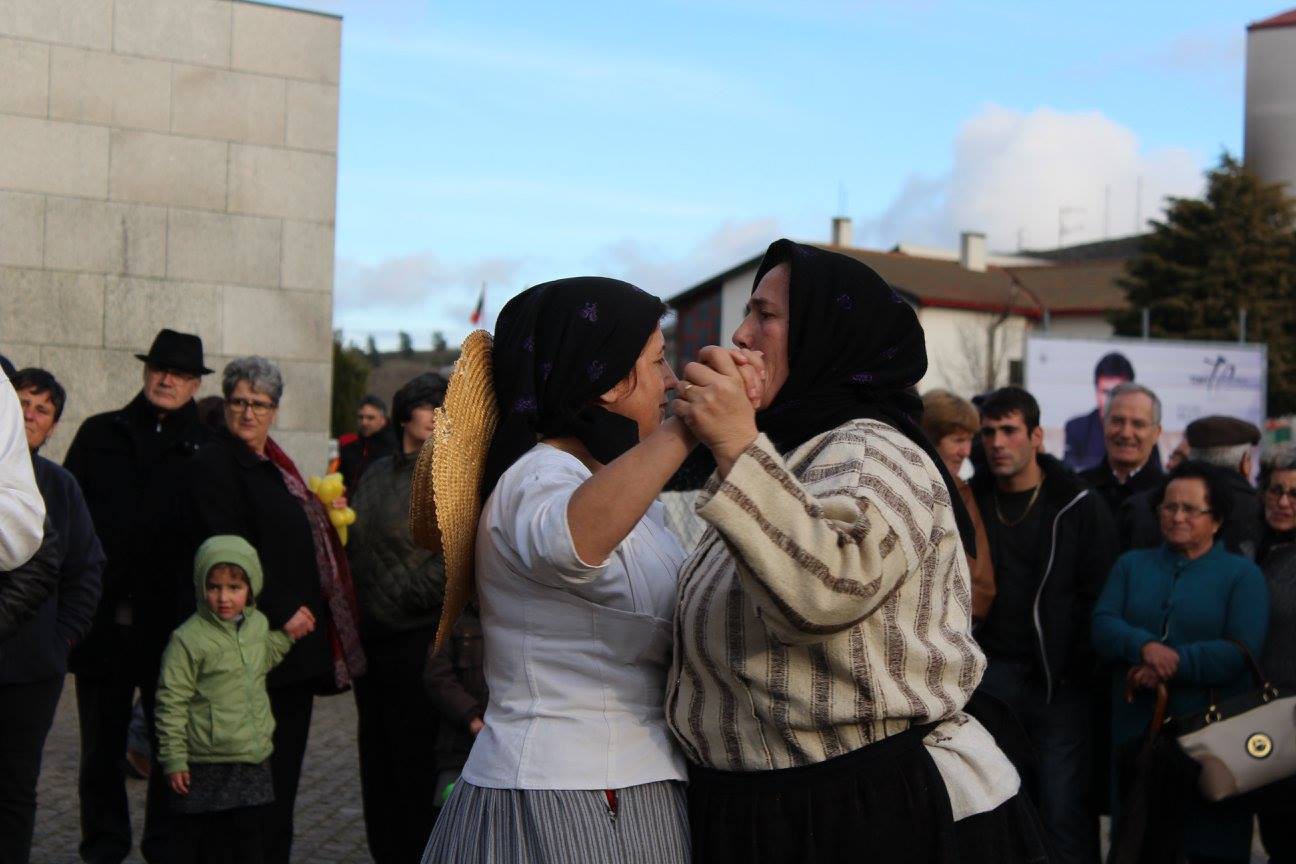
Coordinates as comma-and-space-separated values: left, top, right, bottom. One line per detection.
0, 0, 340, 472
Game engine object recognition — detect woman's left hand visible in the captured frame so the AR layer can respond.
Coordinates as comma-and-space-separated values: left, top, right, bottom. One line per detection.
672, 346, 759, 474
331, 496, 348, 510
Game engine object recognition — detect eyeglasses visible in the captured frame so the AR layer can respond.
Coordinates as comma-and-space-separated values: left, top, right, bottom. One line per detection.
1266, 485, 1296, 503
226, 397, 277, 417
1157, 503, 1213, 519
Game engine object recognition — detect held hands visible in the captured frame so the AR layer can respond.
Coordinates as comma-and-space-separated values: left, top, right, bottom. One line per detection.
672, 347, 762, 469
283, 606, 317, 641
1140, 641, 1179, 681
169, 771, 190, 795
469, 717, 485, 736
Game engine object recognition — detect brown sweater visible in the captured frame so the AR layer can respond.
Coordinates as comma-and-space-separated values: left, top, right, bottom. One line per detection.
957, 478, 996, 622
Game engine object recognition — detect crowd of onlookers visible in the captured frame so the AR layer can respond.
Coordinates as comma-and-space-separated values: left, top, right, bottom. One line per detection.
0, 328, 481, 864
0, 324, 1293, 864
919, 368, 1294, 864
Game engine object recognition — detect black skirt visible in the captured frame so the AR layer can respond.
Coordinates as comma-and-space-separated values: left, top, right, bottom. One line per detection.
686, 724, 1049, 864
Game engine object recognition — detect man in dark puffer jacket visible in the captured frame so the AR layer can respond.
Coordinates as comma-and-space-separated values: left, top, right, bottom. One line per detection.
348, 372, 447, 864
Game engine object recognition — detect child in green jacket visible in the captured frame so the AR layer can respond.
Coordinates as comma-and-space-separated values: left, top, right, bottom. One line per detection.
155, 535, 315, 863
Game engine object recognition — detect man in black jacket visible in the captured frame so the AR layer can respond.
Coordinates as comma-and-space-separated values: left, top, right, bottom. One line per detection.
1, 367, 105, 864
63, 329, 213, 864
349, 373, 446, 864
972, 387, 1118, 864
1080, 383, 1165, 520
338, 394, 395, 492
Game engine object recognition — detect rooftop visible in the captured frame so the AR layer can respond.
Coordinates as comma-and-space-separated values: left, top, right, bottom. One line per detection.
669, 239, 1136, 318
1248, 7, 1296, 30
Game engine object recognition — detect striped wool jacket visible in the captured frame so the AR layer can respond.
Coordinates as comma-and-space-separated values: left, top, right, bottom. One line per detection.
668, 420, 1017, 816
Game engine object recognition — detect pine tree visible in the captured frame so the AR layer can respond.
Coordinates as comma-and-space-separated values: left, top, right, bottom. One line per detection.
331, 339, 370, 438
1113, 154, 1296, 414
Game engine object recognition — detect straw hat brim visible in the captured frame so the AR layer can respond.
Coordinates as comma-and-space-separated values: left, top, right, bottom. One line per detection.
409, 329, 499, 654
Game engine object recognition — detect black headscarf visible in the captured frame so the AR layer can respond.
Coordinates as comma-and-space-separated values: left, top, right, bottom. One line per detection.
481, 277, 665, 499
671, 239, 975, 555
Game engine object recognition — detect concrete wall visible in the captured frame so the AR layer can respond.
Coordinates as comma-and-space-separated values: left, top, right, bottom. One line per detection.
0, 0, 340, 471
1245, 25, 1296, 194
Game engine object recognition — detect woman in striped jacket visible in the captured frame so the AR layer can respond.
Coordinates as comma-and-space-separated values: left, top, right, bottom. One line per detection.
667, 239, 1047, 864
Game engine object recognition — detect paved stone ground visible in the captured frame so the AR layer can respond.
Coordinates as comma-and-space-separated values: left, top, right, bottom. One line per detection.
31, 677, 372, 864
29, 674, 1269, 863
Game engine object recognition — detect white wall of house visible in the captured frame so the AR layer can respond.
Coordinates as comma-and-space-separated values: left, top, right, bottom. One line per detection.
718, 266, 759, 348
918, 307, 1029, 397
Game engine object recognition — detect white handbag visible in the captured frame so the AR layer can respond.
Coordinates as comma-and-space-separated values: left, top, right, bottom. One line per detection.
1170, 642, 1296, 802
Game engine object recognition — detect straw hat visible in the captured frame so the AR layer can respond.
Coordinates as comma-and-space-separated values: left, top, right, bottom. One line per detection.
410, 329, 499, 654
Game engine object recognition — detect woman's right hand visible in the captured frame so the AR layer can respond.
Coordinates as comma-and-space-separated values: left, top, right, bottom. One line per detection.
1140, 641, 1179, 680
169, 771, 190, 795
1126, 664, 1161, 693
673, 346, 759, 474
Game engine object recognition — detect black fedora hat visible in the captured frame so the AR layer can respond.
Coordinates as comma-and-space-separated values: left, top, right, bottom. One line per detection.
135, 329, 213, 375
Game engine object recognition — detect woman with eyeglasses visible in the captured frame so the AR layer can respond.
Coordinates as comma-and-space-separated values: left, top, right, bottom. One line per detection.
1254, 449, 1296, 861
183, 356, 366, 864
1092, 461, 1269, 864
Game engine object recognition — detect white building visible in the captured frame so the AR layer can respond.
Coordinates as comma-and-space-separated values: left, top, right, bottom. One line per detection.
667, 220, 1132, 400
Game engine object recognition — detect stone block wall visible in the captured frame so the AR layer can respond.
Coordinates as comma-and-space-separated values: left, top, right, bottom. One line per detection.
0, 0, 340, 472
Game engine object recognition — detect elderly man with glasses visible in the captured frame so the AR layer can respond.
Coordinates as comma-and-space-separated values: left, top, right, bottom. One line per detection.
63, 328, 215, 864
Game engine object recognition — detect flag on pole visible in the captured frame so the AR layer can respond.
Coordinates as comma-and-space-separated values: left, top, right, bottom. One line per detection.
469, 282, 486, 326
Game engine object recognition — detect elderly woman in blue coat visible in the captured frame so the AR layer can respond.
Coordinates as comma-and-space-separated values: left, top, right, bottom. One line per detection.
1093, 461, 1269, 864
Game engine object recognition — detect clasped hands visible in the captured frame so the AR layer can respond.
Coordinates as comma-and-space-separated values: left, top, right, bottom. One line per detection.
1126, 641, 1180, 697
671, 346, 764, 471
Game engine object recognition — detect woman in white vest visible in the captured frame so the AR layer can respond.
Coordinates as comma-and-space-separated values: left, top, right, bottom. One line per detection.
419, 276, 761, 864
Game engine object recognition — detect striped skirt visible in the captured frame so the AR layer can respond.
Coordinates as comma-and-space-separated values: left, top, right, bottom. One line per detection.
420, 779, 689, 864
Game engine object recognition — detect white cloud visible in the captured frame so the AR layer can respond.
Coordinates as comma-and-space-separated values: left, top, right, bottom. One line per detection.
332, 219, 779, 343
335, 252, 524, 314
865, 105, 1205, 252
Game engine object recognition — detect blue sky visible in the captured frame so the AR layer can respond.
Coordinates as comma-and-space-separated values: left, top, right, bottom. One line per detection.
302, 0, 1282, 346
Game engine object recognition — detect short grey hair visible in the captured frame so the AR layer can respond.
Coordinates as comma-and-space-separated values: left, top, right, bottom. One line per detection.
1190, 443, 1250, 471
221, 356, 284, 404
1260, 445, 1296, 489
1104, 382, 1162, 425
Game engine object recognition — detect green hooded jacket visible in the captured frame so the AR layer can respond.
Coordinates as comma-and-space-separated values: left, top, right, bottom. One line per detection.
155, 535, 294, 775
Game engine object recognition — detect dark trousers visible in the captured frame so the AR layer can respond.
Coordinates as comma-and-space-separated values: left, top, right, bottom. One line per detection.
75, 671, 174, 864
978, 658, 1099, 864
0, 677, 64, 864
264, 683, 314, 864
178, 805, 267, 864
1255, 774, 1296, 864
354, 628, 441, 864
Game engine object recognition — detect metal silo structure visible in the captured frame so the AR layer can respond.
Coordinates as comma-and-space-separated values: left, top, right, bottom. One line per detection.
1245, 9, 1296, 192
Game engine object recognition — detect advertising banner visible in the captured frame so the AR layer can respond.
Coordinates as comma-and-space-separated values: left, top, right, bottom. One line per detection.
1024, 335, 1267, 472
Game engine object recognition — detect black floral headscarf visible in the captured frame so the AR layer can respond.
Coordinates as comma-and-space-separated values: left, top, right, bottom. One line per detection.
672, 238, 974, 555
481, 277, 665, 499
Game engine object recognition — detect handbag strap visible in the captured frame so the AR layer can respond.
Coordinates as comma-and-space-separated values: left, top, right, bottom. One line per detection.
1226, 638, 1269, 689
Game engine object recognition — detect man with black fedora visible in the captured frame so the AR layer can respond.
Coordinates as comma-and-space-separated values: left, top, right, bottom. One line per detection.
63, 328, 214, 864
